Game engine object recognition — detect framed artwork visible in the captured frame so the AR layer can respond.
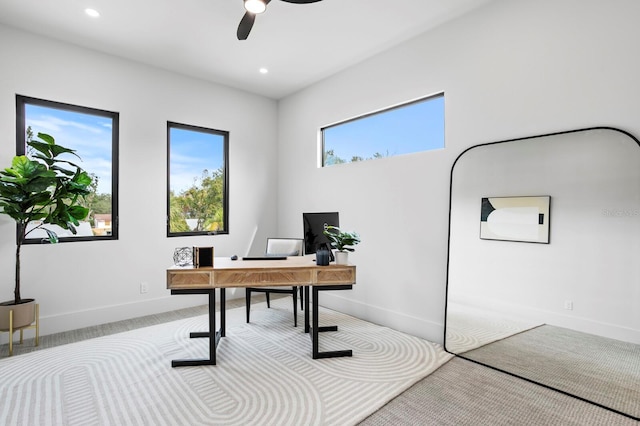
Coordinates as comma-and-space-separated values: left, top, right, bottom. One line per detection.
480, 196, 551, 243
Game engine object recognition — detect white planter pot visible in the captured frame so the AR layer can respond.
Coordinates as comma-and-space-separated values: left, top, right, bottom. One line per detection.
335, 251, 349, 265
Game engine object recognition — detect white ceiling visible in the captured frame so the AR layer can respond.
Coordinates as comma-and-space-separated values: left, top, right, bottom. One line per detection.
0, 0, 493, 99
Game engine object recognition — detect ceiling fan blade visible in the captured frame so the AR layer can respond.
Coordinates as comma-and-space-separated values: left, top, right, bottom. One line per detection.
237, 12, 256, 40
280, 0, 323, 3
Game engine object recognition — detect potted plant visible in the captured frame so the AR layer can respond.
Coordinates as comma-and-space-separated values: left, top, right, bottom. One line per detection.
0, 132, 92, 340
323, 225, 361, 265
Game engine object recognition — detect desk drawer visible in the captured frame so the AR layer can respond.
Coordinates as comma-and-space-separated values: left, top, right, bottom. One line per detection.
316, 268, 356, 285
215, 270, 313, 287
167, 270, 212, 288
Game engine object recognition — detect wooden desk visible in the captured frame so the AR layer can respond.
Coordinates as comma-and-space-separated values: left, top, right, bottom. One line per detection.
167, 256, 356, 366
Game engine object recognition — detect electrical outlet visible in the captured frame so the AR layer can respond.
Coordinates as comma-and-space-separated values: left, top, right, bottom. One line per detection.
140, 282, 149, 294
563, 300, 573, 310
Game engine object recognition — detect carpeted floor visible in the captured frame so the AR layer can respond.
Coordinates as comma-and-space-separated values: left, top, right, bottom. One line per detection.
0, 297, 450, 425
358, 357, 638, 426
3, 296, 638, 425
459, 324, 640, 420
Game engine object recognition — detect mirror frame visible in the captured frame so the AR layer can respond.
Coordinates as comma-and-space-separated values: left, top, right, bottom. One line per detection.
443, 126, 640, 421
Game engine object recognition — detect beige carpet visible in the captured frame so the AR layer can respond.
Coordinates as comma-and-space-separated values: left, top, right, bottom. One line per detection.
461, 324, 640, 420
0, 298, 451, 426
359, 357, 639, 426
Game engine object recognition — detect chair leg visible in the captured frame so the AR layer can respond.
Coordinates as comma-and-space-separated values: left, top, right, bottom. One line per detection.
266, 292, 271, 308
299, 286, 304, 310
245, 289, 251, 323
292, 287, 298, 328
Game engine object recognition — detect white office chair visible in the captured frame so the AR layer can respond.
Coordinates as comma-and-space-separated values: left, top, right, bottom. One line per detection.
245, 238, 304, 327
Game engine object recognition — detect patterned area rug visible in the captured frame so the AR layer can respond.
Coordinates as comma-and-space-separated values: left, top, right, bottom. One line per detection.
0, 298, 451, 426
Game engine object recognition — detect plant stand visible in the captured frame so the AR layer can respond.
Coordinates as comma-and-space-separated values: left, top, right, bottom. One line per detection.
0, 302, 39, 356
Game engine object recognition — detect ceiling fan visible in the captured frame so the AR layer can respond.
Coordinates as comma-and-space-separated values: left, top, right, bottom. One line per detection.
237, 0, 324, 40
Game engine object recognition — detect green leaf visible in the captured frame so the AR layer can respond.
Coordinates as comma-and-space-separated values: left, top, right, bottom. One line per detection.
68, 205, 90, 221
31, 135, 80, 160
75, 171, 92, 186
25, 177, 56, 193
28, 141, 54, 158
50, 144, 79, 159
1, 168, 23, 179
43, 228, 59, 244
37, 132, 55, 145
11, 156, 36, 177
49, 164, 75, 176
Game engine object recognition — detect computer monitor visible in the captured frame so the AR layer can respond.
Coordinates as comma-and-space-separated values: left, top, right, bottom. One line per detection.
303, 212, 339, 255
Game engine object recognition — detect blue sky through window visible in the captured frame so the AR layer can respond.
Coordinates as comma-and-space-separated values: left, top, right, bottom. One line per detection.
25, 104, 113, 194
323, 94, 444, 165
169, 127, 225, 194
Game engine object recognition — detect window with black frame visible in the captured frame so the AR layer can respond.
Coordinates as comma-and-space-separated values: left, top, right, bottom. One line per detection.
16, 95, 119, 243
167, 122, 229, 237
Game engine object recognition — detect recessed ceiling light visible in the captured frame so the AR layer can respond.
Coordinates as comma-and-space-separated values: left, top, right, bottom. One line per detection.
259, 68, 269, 74
85, 8, 100, 18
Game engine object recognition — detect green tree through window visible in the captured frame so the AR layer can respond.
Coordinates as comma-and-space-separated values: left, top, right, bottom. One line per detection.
167, 122, 229, 236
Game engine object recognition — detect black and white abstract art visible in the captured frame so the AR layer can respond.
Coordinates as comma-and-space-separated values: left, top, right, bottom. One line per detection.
480, 196, 550, 243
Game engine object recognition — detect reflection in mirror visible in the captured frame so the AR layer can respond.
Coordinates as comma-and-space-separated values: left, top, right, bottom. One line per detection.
444, 127, 640, 420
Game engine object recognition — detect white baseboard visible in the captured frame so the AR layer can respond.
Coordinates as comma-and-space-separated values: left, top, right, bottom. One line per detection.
1, 291, 447, 347
319, 292, 445, 344
450, 294, 640, 344
0, 290, 245, 344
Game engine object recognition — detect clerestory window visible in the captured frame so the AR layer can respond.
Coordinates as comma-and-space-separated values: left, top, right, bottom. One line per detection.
321, 93, 445, 166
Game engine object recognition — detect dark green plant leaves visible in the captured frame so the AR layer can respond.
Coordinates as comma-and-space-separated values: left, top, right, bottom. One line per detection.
323, 225, 361, 252
0, 133, 93, 239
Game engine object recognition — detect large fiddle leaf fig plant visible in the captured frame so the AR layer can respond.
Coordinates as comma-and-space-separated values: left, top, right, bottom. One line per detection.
0, 132, 92, 304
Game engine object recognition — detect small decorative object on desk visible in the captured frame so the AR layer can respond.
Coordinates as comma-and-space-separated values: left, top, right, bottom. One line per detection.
173, 247, 193, 266
193, 246, 214, 267
323, 226, 361, 265
316, 247, 331, 266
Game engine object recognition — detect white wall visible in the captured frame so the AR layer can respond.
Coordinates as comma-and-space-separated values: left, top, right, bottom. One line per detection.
276, 0, 640, 343
0, 25, 278, 339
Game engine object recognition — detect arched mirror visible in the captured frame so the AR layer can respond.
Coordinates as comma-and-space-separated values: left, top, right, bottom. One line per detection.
444, 127, 640, 420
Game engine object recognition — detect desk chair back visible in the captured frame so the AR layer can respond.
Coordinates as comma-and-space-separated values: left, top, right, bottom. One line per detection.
246, 238, 304, 326
266, 238, 304, 257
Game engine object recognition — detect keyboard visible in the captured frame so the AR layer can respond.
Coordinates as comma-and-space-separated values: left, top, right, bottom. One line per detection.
242, 256, 287, 261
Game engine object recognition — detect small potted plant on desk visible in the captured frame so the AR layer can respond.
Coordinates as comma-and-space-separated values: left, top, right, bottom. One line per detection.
0, 132, 92, 355
323, 225, 361, 265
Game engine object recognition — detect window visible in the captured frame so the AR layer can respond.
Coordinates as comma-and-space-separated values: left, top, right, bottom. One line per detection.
321, 93, 444, 166
167, 122, 229, 236
16, 95, 119, 243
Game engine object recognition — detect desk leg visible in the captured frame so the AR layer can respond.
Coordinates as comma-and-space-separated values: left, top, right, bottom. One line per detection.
310, 285, 353, 359
220, 288, 226, 337
304, 286, 310, 333
171, 289, 223, 367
